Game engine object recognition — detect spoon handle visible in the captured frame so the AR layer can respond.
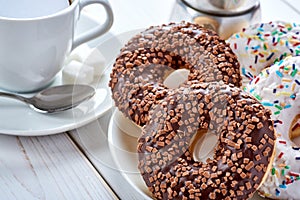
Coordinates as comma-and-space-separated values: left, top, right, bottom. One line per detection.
0, 92, 31, 104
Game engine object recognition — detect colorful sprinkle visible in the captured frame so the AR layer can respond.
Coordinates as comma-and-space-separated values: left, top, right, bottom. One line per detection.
276, 70, 283, 77
272, 30, 278, 35
266, 52, 275, 61
279, 140, 287, 144
254, 93, 262, 100
292, 146, 300, 150
284, 104, 292, 109
275, 189, 280, 196
274, 111, 281, 115
285, 165, 290, 169
291, 69, 298, 77
289, 172, 300, 177
292, 83, 296, 91
229, 26, 300, 196
252, 45, 260, 50
275, 105, 283, 110
279, 184, 287, 189
261, 102, 274, 106
247, 38, 251, 45
276, 91, 292, 96
272, 168, 276, 175
274, 120, 283, 124
293, 42, 300, 47
242, 68, 246, 76
282, 78, 292, 82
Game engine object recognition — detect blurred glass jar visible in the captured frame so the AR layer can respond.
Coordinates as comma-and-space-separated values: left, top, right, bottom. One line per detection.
210, 0, 246, 10
170, 0, 261, 39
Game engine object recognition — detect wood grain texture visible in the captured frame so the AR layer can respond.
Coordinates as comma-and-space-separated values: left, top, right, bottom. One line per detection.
260, 0, 300, 22
0, 134, 117, 200
1, 1, 300, 200
84, 0, 175, 34
282, 0, 300, 15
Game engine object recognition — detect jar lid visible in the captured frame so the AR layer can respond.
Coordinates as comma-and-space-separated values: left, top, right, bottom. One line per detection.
180, 0, 260, 17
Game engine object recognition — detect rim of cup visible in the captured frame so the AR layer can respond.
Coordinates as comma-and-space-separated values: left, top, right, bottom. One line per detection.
0, 0, 78, 21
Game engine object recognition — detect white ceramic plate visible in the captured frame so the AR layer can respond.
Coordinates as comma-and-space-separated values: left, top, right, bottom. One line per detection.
0, 13, 115, 136
108, 109, 265, 200
108, 109, 153, 198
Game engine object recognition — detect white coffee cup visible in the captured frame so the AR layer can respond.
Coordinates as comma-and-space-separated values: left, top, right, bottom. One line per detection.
0, 0, 71, 18
0, 0, 113, 92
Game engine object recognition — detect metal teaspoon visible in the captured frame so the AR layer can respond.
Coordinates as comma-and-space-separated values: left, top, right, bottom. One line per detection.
0, 84, 95, 113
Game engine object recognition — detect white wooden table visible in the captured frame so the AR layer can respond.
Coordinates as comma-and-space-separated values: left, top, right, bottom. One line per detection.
1, 0, 300, 199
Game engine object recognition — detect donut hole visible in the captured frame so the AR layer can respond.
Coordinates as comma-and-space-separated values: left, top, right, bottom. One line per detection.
163, 69, 189, 89
189, 129, 219, 162
289, 114, 300, 146
294, 136, 300, 146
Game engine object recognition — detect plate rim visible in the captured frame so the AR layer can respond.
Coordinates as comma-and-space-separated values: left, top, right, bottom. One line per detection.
108, 110, 264, 200
108, 108, 152, 200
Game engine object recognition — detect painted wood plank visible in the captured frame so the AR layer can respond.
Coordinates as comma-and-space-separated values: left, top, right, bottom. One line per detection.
260, 0, 300, 22
69, 112, 145, 200
83, 0, 175, 34
84, 0, 300, 36
0, 134, 117, 200
281, 0, 300, 14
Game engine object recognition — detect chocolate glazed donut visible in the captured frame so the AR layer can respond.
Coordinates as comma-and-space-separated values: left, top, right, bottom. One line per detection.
109, 22, 241, 126
137, 81, 276, 200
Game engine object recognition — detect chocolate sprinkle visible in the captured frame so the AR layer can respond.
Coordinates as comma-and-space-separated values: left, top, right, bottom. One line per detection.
108, 22, 273, 200
109, 22, 241, 126
137, 81, 276, 200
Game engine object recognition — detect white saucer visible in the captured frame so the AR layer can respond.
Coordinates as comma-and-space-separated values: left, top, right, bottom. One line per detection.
0, 14, 121, 136
108, 109, 264, 200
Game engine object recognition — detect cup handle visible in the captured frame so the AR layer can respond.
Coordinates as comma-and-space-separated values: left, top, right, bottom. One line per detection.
72, 0, 113, 50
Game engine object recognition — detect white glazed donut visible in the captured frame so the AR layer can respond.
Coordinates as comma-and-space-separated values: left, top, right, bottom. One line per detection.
246, 56, 300, 199
227, 21, 300, 85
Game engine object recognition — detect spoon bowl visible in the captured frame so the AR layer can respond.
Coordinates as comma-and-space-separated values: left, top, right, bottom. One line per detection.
0, 85, 95, 113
